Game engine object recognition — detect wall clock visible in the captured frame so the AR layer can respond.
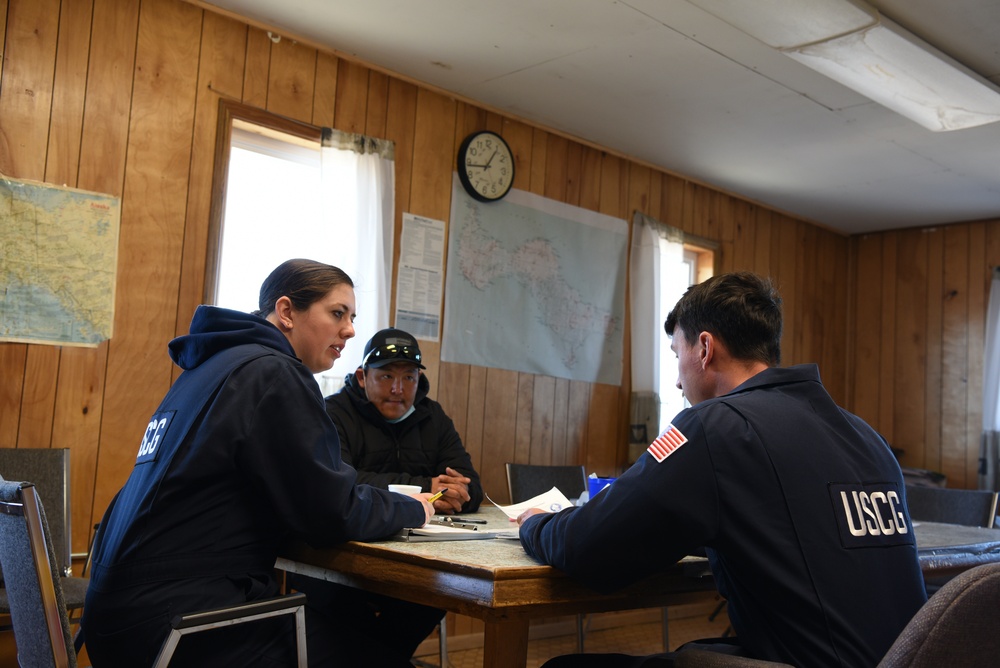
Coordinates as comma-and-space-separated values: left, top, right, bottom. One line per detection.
457, 131, 515, 202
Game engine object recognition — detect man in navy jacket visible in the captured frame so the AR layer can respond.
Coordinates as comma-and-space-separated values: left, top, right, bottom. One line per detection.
519, 273, 926, 667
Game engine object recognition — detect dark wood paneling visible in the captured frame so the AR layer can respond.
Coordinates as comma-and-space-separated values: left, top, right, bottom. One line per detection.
941, 226, 971, 485
847, 221, 1000, 488
893, 230, 929, 462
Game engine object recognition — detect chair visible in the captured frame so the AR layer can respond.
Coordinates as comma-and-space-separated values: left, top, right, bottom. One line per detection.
673, 561, 1000, 667
904, 484, 998, 528
0, 479, 310, 667
152, 593, 308, 668
506, 463, 589, 650
505, 463, 676, 653
0, 480, 77, 668
505, 463, 588, 504
905, 484, 998, 595
411, 613, 450, 668
0, 447, 89, 627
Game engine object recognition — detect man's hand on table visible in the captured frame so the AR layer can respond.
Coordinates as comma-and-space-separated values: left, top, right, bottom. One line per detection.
431, 467, 471, 514
516, 507, 550, 525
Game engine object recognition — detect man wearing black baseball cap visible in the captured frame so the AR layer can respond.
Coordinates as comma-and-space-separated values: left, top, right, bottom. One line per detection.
335, 327, 482, 514
291, 327, 483, 666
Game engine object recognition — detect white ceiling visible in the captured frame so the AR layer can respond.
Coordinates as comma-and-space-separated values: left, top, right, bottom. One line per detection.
201, 0, 1000, 236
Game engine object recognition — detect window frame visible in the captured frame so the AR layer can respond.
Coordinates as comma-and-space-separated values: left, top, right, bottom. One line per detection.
205, 100, 324, 304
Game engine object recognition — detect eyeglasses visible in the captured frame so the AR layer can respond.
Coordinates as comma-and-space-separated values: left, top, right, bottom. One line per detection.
362, 343, 422, 368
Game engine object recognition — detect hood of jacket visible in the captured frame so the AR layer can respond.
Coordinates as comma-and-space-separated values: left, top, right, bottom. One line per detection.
168, 305, 297, 370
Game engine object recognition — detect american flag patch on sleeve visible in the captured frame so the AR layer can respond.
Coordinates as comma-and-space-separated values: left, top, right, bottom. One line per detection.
647, 424, 688, 462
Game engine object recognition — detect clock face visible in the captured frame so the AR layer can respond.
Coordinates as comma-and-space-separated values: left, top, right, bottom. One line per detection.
457, 131, 515, 202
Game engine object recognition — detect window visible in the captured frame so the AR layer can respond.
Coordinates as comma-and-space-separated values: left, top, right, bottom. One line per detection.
657, 245, 714, 433
628, 212, 715, 461
215, 123, 325, 314
208, 102, 395, 395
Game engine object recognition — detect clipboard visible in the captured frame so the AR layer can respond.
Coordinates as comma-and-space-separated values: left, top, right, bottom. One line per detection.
392, 523, 503, 542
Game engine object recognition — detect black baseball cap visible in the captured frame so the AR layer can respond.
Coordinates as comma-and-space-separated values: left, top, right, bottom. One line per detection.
361, 328, 426, 369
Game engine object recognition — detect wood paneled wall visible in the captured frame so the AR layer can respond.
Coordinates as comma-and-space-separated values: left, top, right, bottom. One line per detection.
849, 222, 1000, 489
0, 0, 849, 557
7, 0, 991, 632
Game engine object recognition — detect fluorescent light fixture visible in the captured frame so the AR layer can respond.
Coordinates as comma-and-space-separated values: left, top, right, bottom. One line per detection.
688, 0, 1000, 131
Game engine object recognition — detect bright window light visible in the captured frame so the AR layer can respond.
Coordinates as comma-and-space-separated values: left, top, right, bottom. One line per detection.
217, 126, 350, 394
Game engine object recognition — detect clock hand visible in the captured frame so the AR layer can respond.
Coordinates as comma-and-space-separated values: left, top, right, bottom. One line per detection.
483, 149, 498, 169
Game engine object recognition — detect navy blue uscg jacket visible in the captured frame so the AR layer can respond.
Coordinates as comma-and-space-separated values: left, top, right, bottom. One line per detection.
327, 371, 483, 512
88, 306, 425, 592
520, 365, 926, 668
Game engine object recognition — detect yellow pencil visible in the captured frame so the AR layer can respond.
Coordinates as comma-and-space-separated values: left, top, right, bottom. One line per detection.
428, 488, 448, 503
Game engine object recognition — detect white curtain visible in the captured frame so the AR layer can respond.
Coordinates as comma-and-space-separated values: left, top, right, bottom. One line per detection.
979, 266, 1000, 491
318, 128, 395, 393
628, 212, 685, 462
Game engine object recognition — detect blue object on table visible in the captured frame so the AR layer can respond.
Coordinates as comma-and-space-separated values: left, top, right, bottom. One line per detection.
588, 476, 616, 499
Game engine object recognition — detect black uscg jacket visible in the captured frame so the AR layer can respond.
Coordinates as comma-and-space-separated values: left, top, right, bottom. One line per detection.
326, 370, 483, 512
519, 364, 927, 668
88, 306, 425, 595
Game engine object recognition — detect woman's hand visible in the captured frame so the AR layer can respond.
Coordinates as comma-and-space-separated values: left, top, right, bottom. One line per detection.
414, 493, 436, 524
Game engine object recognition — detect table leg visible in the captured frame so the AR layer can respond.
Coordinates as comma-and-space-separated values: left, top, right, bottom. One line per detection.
482, 618, 530, 668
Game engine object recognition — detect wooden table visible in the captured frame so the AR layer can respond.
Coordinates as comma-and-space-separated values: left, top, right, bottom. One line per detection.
276, 508, 714, 668
277, 514, 1000, 667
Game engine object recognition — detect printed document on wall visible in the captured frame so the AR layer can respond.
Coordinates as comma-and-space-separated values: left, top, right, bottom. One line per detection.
395, 212, 445, 341
442, 174, 627, 385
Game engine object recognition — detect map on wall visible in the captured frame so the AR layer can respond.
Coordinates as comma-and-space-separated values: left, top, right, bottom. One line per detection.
0, 176, 121, 347
442, 174, 627, 385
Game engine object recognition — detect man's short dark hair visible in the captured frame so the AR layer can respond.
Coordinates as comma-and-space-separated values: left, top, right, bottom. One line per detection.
664, 272, 782, 366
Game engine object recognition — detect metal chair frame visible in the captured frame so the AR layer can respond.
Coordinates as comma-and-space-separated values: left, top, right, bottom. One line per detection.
1, 479, 308, 668
0, 482, 76, 668
151, 592, 308, 668
0, 447, 90, 630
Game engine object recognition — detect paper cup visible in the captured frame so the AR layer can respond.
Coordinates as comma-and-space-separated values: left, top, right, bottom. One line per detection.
388, 484, 422, 496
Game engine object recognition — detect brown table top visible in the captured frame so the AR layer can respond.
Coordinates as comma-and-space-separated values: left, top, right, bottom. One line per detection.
277, 506, 713, 619
276, 511, 1000, 668
278, 513, 1000, 616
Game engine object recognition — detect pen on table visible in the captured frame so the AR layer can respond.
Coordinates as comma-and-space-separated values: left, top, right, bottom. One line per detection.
427, 488, 448, 503
429, 519, 478, 531
440, 516, 488, 524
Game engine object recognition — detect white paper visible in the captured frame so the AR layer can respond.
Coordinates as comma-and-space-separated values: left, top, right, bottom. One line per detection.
394, 212, 445, 341
491, 486, 575, 520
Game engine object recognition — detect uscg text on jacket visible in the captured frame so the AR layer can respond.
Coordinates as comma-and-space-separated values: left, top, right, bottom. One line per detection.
829, 482, 914, 548
136, 411, 174, 464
